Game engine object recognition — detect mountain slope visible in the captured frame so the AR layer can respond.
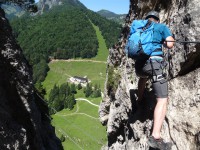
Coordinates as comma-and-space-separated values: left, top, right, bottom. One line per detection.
97, 9, 119, 18
85, 9, 121, 49
97, 9, 126, 24
12, 6, 99, 60
10, 0, 121, 85
37, 0, 86, 14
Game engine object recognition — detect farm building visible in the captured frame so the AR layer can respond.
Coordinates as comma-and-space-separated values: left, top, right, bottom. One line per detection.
69, 76, 90, 86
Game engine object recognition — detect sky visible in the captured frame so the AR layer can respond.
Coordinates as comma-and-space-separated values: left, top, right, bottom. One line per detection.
34, 0, 130, 14
79, 0, 129, 14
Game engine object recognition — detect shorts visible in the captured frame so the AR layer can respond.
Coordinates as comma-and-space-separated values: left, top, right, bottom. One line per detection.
135, 58, 168, 98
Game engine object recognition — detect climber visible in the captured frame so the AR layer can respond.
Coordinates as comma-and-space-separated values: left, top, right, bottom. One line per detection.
130, 11, 174, 149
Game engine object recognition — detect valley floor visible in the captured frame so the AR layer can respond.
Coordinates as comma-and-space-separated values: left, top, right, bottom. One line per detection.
42, 21, 109, 150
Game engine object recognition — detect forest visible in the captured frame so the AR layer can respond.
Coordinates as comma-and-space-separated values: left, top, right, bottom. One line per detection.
49, 83, 101, 114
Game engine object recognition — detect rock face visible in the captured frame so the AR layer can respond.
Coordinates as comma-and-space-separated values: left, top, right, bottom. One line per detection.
99, 0, 200, 150
37, 0, 62, 14
0, 8, 63, 150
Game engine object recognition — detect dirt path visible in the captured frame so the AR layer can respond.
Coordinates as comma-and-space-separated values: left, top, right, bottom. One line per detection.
56, 102, 99, 120
57, 112, 99, 120
56, 98, 99, 120
75, 98, 99, 107
50, 59, 107, 64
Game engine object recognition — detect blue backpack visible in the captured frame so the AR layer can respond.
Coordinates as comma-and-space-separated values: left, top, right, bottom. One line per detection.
125, 20, 155, 60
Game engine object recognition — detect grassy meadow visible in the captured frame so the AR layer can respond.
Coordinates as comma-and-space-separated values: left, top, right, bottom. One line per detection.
42, 23, 109, 149
43, 61, 107, 99
52, 100, 107, 150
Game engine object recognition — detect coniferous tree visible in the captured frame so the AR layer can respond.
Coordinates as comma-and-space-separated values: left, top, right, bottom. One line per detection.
64, 97, 69, 109
48, 83, 77, 111
77, 83, 82, 90
34, 82, 46, 98
66, 85, 71, 97
68, 94, 75, 110
96, 88, 101, 97
49, 84, 64, 112
70, 83, 77, 94
49, 84, 59, 106
59, 83, 69, 100
85, 83, 92, 97
52, 95, 64, 112
91, 83, 101, 98
33, 59, 49, 83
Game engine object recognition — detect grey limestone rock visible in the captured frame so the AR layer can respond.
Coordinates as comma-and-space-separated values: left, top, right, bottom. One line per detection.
0, 8, 63, 150
99, 0, 200, 149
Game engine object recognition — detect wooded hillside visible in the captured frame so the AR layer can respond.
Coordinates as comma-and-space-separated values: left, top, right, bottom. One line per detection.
10, 2, 121, 86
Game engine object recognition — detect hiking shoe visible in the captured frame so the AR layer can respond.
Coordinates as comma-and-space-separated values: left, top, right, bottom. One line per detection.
148, 136, 172, 150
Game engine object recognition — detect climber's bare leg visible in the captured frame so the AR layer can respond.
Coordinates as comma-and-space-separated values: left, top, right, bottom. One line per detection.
152, 98, 168, 139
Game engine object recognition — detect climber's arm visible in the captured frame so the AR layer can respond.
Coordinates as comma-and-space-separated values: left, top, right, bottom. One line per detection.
164, 36, 174, 48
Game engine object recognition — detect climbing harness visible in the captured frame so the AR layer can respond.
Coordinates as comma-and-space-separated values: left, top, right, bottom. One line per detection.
149, 56, 167, 83
163, 48, 172, 81
152, 74, 165, 82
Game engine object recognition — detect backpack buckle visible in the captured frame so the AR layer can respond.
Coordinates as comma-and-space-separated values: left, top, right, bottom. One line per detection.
153, 74, 164, 82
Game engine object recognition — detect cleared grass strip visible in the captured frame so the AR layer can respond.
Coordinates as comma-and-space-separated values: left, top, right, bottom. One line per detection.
91, 23, 109, 61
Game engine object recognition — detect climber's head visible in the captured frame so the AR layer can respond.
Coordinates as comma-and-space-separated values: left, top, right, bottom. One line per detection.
145, 11, 160, 21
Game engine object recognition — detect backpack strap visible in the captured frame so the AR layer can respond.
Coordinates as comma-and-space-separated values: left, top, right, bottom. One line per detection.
138, 21, 150, 54
142, 20, 152, 31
